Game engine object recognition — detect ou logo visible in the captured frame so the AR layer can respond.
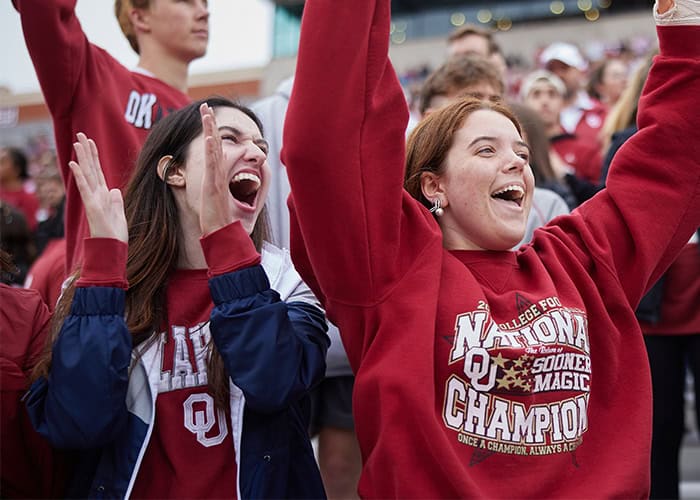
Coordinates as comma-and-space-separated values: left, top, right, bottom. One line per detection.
183, 393, 228, 447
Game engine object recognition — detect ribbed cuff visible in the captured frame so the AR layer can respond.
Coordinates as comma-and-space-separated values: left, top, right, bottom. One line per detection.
76, 238, 128, 289
200, 221, 261, 277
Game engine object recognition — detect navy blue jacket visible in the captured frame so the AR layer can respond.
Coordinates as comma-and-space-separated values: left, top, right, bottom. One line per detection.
26, 244, 329, 499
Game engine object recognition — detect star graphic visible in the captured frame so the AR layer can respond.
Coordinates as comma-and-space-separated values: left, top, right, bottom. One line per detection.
492, 353, 508, 368
513, 357, 526, 368
496, 377, 511, 389
504, 367, 519, 379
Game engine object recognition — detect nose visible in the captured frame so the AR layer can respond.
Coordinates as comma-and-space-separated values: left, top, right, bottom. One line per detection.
196, 0, 209, 20
504, 152, 527, 172
243, 142, 266, 165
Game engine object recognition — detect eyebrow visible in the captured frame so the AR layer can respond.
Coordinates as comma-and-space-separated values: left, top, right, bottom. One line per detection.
218, 126, 269, 151
468, 135, 497, 148
469, 136, 531, 153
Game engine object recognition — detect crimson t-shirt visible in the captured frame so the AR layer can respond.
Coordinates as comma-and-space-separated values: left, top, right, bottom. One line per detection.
130, 269, 238, 499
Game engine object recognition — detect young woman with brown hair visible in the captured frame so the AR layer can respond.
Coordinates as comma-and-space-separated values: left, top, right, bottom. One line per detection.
26, 97, 329, 499
283, 0, 699, 496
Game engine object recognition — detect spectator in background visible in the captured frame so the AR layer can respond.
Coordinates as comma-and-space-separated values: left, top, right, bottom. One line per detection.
33, 167, 65, 254
25, 163, 67, 311
539, 42, 607, 146
0, 201, 36, 285
0, 147, 40, 231
446, 24, 507, 82
587, 57, 629, 109
599, 52, 657, 180
252, 77, 362, 500
520, 70, 603, 204
1, 248, 67, 497
14, 0, 209, 274
446, 24, 493, 59
418, 54, 503, 116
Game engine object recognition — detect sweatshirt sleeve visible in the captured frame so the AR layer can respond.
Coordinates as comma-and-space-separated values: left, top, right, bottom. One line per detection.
200, 221, 261, 276
25, 285, 132, 449
282, 0, 440, 307
573, 22, 700, 308
13, 0, 90, 117
206, 258, 329, 413
75, 238, 128, 289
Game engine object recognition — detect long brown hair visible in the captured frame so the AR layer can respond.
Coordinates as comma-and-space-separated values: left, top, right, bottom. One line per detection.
37, 97, 270, 408
405, 96, 522, 210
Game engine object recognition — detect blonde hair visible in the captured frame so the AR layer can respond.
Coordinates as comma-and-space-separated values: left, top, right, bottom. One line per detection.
599, 51, 656, 154
115, 0, 149, 54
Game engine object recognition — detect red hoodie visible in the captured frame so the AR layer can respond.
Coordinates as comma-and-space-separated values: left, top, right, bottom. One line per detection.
0, 285, 65, 497
14, 0, 191, 273
283, 0, 700, 497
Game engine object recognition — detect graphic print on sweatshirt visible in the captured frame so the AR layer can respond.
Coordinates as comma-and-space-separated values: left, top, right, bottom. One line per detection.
131, 322, 238, 498
442, 293, 590, 461
123, 91, 179, 130
155, 321, 229, 447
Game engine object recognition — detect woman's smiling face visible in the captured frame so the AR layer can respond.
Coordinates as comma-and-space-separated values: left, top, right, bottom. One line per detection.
435, 109, 535, 251
183, 106, 270, 235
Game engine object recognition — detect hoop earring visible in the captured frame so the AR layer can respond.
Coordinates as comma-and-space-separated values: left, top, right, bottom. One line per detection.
429, 198, 444, 217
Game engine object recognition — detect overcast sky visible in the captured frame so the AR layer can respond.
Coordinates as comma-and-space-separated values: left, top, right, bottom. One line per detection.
0, 0, 275, 94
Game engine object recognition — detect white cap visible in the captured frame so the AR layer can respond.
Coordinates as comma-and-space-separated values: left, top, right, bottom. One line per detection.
519, 70, 567, 99
539, 42, 588, 71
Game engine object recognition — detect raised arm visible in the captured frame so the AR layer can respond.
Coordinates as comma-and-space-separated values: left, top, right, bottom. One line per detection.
283, 0, 436, 306
14, 0, 92, 116
25, 135, 131, 448
570, 0, 700, 308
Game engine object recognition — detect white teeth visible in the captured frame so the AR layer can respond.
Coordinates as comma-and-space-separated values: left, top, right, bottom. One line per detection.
493, 185, 524, 196
231, 172, 261, 186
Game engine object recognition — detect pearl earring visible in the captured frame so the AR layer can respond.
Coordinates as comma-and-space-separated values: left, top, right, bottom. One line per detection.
430, 198, 444, 217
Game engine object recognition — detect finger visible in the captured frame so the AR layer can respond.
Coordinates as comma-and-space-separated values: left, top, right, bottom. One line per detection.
73, 140, 97, 192
87, 138, 108, 190
74, 132, 97, 190
68, 160, 92, 201
109, 189, 128, 244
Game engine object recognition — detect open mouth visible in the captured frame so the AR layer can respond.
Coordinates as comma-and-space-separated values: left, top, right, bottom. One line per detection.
229, 172, 261, 208
491, 184, 525, 207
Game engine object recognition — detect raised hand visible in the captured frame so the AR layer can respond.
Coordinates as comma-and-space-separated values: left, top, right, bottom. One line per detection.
68, 133, 128, 243
198, 103, 235, 236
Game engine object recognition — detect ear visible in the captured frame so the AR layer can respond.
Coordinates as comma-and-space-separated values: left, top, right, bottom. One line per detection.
419, 171, 448, 208
128, 6, 151, 35
157, 155, 185, 187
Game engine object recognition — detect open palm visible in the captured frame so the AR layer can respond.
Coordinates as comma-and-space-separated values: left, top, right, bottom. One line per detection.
69, 133, 128, 243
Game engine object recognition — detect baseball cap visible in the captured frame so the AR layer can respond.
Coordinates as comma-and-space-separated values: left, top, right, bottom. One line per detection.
519, 70, 567, 100
539, 42, 588, 71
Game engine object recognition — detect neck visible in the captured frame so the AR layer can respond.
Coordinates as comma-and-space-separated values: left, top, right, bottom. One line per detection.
137, 52, 190, 93
177, 211, 206, 269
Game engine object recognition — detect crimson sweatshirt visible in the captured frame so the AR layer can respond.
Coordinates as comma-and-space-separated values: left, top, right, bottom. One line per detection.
14, 0, 191, 273
283, 0, 700, 497
0, 285, 65, 497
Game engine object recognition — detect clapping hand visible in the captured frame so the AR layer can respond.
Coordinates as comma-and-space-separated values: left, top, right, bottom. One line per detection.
199, 102, 235, 236
69, 133, 128, 243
